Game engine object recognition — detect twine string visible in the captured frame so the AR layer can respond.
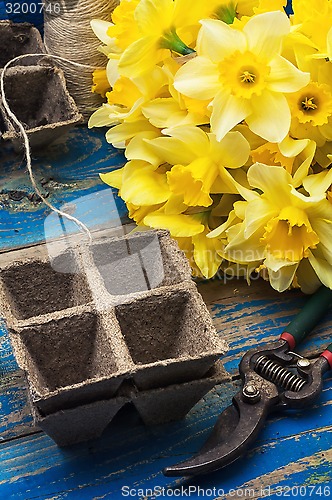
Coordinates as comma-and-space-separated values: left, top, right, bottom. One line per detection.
43, 0, 118, 118
1, 0, 119, 241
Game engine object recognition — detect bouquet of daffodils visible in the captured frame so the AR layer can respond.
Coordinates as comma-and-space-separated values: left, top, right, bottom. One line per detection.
88, 0, 332, 293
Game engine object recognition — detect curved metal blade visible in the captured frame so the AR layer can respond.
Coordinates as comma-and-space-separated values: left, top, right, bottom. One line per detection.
163, 394, 268, 477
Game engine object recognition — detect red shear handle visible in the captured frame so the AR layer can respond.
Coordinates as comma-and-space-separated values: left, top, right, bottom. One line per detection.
321, 344, 332, 370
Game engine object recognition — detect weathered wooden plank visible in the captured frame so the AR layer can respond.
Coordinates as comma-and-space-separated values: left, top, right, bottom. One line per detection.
1, 278, 331, 442
0, 127, 128, 252
0, 319, 18, 376
0, 376, 331, 499
198, 279, 332, 374
0, 370, 35, 442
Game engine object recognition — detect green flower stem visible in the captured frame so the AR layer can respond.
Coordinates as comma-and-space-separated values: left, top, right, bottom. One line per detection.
215, 2, 237, 24
160, 29, 195, 55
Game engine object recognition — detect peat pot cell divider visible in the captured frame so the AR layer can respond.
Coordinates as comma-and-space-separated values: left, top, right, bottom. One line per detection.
91, 230, 191, 296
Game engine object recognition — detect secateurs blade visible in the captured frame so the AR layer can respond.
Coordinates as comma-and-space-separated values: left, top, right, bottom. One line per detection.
163, 286, 332, 477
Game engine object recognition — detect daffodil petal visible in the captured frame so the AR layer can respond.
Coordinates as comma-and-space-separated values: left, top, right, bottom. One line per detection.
146, 136, 195, 165
327, 26, 332, 60
163, 194, 187, 215
121, 162, 170, 205
90, 19, 114, 44
144, 213, 205, 237
142, 98, 185, 128
135, 0, 174, 36
162, 126, 209, 157
247, 163, 292, 207
198, 19, 246, 62
246, 91, 290, 143
106, 58, 120, 87
210, 131, 250, 168
210, 90, 251, 141
244, 199, 278, 239
310, 218, 332, 264
118, 36, 160, 78
125, 131, 161, 165
225, 225, 265, 262
243, 11, 290, 60
308, 251, 332, 289
296, 259, 322, 294
100, 168, 123, 189
174, 56, 221, 100
192, 231, 223, 278
106, 120, 157, 144
278, 136, 310, 157
88, 105, 114, 128
267, 55, 310, 93
265, 258, 298, 292
303, 169, 332, 197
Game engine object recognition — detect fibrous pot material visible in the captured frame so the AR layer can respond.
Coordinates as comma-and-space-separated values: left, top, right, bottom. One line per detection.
0, 230, 228, 445
0, 21, 82, 150
0, 21, 44, 68
1, 65, 82, 150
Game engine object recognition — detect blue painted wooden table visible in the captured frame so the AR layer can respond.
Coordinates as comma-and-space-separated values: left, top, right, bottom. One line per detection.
1, 4, 332, 499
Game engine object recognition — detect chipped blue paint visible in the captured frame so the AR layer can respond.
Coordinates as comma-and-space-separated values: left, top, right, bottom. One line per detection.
211, 296, 306, 320
0, 379, 331, 499
0, 320, 18, 376
1, 127, 128, 251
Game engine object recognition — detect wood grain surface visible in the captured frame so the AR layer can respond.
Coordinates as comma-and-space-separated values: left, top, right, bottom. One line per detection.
1, 278, 332, 499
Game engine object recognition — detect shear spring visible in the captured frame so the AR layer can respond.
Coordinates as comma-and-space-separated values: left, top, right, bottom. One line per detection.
254, 355, 306, 392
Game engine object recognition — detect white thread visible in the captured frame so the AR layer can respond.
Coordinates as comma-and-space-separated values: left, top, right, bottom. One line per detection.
0, 53, 95, 242
43, 0, 118, 119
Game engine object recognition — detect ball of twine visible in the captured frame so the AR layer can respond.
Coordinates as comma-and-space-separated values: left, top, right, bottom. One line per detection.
43, 0, 119, 120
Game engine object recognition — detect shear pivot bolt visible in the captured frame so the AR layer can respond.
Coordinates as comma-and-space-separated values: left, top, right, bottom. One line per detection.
297, 358, 311, 369
243, 384, 261, 402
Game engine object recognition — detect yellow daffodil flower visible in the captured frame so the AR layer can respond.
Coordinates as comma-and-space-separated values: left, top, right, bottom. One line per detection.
174, 11, 310, 143
251, 136, 316, 186
145, 126, 250, 207
93, 1, 332, 293
88, 67, 168, 146
141, 58, 210, 129
288, 81, 332, 145
116, 0, 206, 78
208, 163, 332, 291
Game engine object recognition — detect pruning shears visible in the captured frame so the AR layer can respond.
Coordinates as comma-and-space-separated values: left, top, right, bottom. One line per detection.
163, 286, 332, 477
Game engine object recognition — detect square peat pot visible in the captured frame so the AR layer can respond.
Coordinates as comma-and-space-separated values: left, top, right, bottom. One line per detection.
0, 248, 92, 322
32, 361, 228, 446
31, 396, 129, 447
0, 21, 44, 68
0, 231, 229, 445
115, 285, 227, 390
91, 230, 192, 296
1, 64, 82, 150
11, 309, 129, 415
131, 361, 229, 426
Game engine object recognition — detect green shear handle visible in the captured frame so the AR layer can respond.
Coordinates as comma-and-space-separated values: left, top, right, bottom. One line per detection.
280, 286, 332, 361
